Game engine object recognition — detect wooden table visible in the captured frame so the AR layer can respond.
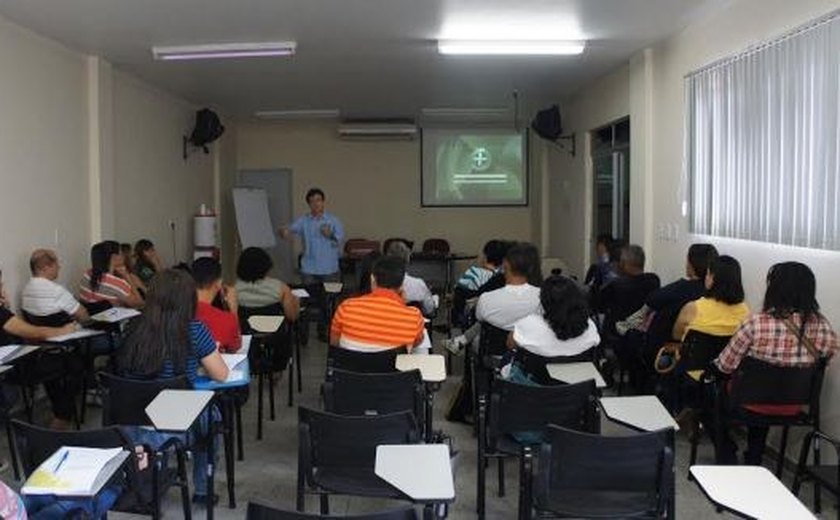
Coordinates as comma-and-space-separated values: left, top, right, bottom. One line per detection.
690, 465, 816, 519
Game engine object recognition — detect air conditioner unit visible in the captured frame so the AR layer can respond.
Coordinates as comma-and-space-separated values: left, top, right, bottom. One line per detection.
337, 121, 418, 140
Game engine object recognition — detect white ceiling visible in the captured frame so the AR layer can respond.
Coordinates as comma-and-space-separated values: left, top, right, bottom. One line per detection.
0, 0, 721, 119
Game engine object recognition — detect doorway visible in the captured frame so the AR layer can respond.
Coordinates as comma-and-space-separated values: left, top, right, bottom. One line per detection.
237, 169, 295, 282
591, 118, 630, 250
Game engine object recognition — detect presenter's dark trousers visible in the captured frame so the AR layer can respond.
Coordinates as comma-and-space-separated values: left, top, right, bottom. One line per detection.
302, 272, 341, 340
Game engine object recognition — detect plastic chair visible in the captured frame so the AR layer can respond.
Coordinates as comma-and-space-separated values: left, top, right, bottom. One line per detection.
793, 430, 840, 519
322, 369, 425, 432
421, 239, 450, 257
297, 407, 420, 514
477, 378, 599, 519
239, 303, 296, 440
10, 419, 169, 519
525, 425, 674, 519
97, 373, 192, 519
707, 356, 826, 478
326, 346, 406, 377
247, 501, 418, 519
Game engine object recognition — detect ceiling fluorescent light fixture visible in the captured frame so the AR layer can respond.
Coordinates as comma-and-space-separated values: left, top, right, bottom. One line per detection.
255, 109, 340, 120
421, 107, 510, 118
437, 39, 584, 56
153, 41, 296, 61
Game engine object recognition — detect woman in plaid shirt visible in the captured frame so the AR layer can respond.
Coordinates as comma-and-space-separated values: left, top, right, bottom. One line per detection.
713, 262, 838, 464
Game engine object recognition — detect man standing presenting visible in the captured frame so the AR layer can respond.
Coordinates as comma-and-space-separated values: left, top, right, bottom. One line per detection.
279, 187, 344, 341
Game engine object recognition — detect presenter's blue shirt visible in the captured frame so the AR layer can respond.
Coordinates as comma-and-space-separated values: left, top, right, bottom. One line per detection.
290, 212, 345, 275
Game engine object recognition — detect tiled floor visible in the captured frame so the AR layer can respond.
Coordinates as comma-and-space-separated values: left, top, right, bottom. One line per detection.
2, 331, 834, 519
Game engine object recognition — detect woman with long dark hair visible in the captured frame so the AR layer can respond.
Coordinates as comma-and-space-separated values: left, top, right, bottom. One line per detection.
79, 240, 143, 309
713, 262, 838, 464
506, 275, 600, 381
672, 255, 750, 340
134, 238, 163, 286
119, 269, 228, 502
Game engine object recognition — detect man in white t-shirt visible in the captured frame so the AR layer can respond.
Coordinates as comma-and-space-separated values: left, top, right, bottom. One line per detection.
444, 242, 542, 355
21, 249, 88, 324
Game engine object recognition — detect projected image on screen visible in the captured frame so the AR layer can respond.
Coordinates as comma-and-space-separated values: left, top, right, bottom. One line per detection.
422, 129, 527, 206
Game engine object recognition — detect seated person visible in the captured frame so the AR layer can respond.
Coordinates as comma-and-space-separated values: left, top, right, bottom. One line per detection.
672, 255, 750, 340
443, 242, 543, 354
234, 247, 299, 320
506, 275, 601, 382
192, 257, 241, 352
117, 269, 228, 503
385, 240, 437, 316
584, 233, 616, 288
1, 268, 78, 430
21, 249, 89, 325
711, 262, 838, 465
356, 250, 381, 294
120, 242, 148, 295
134, 238, 163, 286
596, 244, 660, 337
450, 239, 508, 326
79, 240, 144, 310
330, 255, 429, 352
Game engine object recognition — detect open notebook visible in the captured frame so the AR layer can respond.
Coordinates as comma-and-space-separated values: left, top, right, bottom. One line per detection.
22, 447, 129, 497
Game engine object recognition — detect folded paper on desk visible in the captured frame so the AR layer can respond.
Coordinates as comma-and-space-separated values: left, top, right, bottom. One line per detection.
240, 335, 252, 356
225, 368, 247, 383
91, 307, 141, 323
221, 353, 247, 370
0, 345, 21, 363
23, 447, 126, 497
292, 288, 310, 298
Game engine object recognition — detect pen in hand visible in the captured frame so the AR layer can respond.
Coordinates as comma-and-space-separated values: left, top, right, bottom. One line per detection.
53, 449, 70, 473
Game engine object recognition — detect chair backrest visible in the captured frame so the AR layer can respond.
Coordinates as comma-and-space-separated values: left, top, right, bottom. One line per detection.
421, 239, 450, 256
81, 299, 114, 316
479, 322, 509, 358
21, 310, 73, 327
326, 346, 406, 377
11, 419, 128, 477
534, 425, 672, 516
489, 379, 599, 447
513, 348, 596, 385
238, 303, 286, 333
298, 407, 419, 474
344, 239, 382, 259
679, 330, 732, 371
99, 372, 190, 427
728, 356, 826, 415
246, 502, 418, 520
323, 369, 424, 425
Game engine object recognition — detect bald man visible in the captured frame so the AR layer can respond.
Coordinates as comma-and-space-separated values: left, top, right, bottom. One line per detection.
21, 249, 88, 325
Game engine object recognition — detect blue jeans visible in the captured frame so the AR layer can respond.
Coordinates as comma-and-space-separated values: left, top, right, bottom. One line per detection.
24, 485, 122, 519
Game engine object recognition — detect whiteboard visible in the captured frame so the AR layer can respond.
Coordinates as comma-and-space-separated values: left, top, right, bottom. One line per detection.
232, 188, 277, 248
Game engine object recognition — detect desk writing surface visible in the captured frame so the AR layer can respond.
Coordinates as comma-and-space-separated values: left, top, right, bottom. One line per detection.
145, 389, 214, 432
690, 465, 815, 519
599, 396, 679, 432
91, 307, 141, 323
48, 328, 105, 343
323, 282, 343, 294
247, 315, 284, 334
0, 345, 39, 364
291, 288, 310, 299
375, 444, 454, 501
395, 354, 446, 383
240, 335, 253, 356
546, 362, 607, 388
0, 365, 12, 377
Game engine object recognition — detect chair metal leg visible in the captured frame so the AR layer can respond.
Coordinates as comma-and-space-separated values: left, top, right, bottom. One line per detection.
519, 447, 533, 520
6, 421, 19, 481
814, 431, 822, 514
776, 426, 789, 478
256, 372, 264, 441
223, 399, 236, 508
152, 452, 162, 520
268, 371, 276, 421
477, 395, 486, 518
498, 458, 506, 497
176, 448, 192, 520
236, 402, 244, 461
296, 337, 303, 393
288, 358, 294, 407
319, 493, 329, 515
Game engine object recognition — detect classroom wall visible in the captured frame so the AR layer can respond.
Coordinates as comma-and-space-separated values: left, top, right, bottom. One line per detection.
546, 65, 631, 278
235, 121, 535, 259
111, 71, 216, 266
556, 0, 840, 449
0, 15, 90, 307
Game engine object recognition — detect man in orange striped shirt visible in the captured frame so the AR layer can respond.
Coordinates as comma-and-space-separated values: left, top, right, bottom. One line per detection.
330, 256, 429, 352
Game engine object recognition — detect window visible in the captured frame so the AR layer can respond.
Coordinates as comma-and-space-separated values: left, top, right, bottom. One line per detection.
686, 11, 840, 250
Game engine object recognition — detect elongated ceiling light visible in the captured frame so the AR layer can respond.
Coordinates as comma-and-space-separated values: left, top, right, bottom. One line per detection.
437, 39, 584, 55
152, 41, 296, 61
254, 109, 340, 120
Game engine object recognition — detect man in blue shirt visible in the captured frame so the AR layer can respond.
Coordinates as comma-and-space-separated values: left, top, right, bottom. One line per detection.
280, 187, 345, 340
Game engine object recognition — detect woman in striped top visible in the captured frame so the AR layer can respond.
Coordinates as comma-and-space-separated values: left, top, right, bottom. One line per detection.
118, 269, 228, 502
79, 240, 144, 309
